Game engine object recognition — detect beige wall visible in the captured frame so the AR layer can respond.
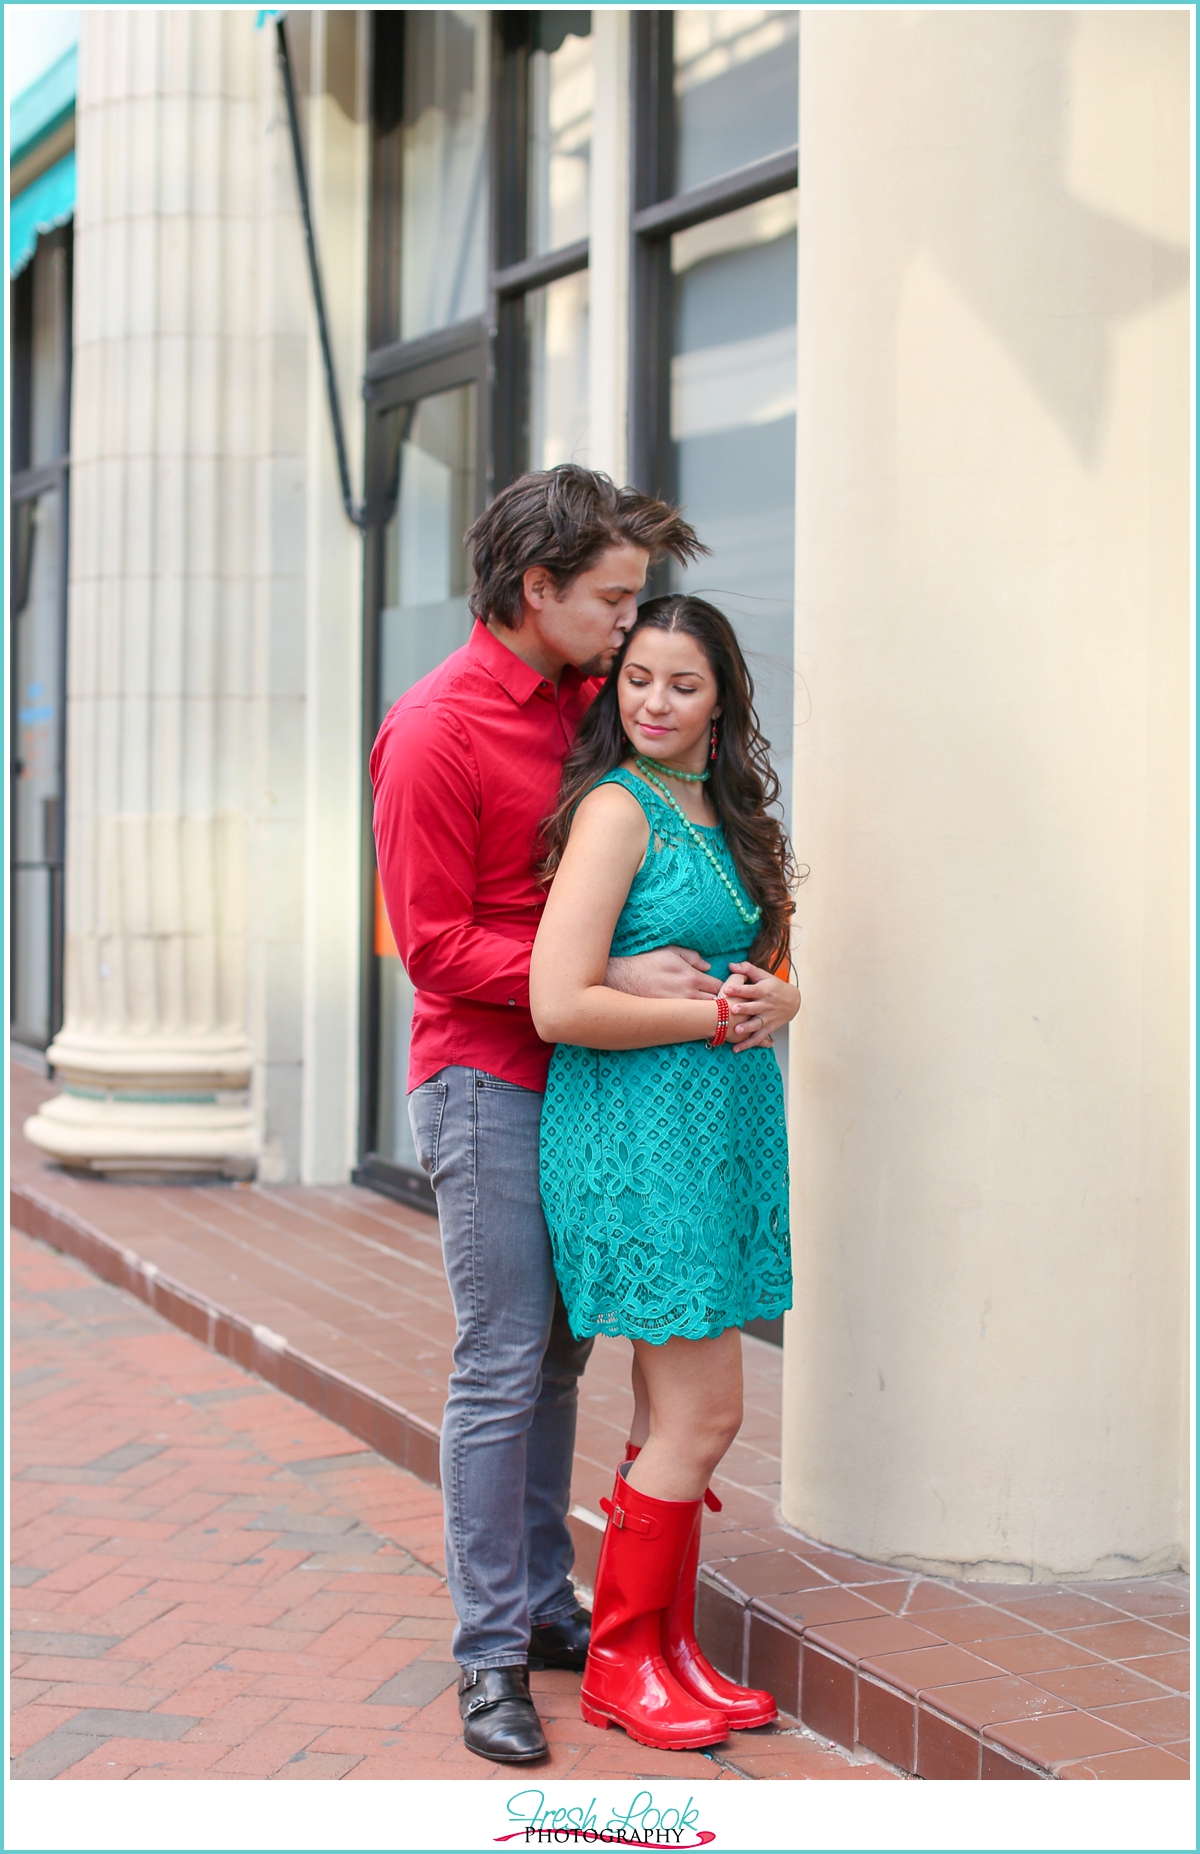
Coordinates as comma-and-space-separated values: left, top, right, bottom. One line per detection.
784, 10, 1190, 1579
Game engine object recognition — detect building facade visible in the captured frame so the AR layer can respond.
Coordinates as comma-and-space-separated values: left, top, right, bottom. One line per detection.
14, 9, 1191, 1583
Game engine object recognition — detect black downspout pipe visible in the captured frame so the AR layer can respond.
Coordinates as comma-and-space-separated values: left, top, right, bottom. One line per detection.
275, 17, 367, 531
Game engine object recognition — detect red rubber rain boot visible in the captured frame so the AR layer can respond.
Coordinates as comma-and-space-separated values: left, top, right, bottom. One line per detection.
581, 1469, 728, 1750
625, 1444, 777, 1730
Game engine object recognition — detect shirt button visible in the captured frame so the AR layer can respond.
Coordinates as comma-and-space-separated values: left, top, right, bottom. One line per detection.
507, 999, 515, 1007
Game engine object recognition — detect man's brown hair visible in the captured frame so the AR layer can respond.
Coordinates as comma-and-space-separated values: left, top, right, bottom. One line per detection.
465, 464, 706, 629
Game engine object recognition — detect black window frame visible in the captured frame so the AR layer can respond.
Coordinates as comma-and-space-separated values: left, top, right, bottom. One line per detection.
628, 12, 799, 509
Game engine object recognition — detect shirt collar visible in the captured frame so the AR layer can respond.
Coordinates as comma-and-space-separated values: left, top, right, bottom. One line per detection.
468, 619, 588, 707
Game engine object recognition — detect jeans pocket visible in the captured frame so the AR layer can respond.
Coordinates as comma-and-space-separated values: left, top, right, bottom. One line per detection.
474, 1070, 535, 1095
407, 1078, 448, 1176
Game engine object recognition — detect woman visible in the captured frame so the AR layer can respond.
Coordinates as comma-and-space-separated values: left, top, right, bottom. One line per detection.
530, 594, 800, 1750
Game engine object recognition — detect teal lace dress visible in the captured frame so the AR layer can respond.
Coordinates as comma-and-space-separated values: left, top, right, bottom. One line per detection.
539, 768, 793, 1344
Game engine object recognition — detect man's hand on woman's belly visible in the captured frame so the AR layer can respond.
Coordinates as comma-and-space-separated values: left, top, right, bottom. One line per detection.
605, 946, 724, 1000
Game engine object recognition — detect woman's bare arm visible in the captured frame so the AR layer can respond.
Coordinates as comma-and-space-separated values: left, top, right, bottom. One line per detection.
530, 785, 731, 1050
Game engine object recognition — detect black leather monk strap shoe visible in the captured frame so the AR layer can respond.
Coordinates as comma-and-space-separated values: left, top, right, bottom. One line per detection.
527, 1605, 592, 1671
458, 1664, 548, 1764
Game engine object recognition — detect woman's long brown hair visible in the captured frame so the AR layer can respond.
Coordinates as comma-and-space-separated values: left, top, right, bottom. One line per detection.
541, 595, 797, 970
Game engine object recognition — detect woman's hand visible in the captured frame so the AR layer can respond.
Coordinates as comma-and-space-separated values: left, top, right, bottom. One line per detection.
719, 962, 801, 1052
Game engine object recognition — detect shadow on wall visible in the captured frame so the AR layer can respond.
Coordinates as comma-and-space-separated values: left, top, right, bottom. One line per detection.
872, 11, 1189, 465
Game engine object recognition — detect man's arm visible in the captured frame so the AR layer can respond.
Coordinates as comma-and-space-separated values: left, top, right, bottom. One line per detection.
605, 946, 723, 1000
372, 702, 534, 1005
373, 700, 727, 1009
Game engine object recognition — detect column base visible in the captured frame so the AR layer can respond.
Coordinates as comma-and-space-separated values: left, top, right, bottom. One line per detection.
24, 1089, 257, 1180
25, 1030, 258, 1181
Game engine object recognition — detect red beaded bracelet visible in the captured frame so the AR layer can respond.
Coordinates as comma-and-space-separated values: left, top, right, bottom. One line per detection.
706, 995, 730, 1049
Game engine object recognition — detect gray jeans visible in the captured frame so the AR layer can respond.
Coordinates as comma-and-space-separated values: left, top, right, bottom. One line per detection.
408, 1065, 594, 1669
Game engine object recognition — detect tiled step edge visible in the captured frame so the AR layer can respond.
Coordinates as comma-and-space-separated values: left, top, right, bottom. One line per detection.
696, 1575, 1055, 1781
15, 1179, 1155, 1784
10, 1181, 442, 1488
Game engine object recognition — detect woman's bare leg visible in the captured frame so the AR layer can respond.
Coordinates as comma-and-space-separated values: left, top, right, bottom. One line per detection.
624, 1328, 743, 1504
628, 1354, 651, 1449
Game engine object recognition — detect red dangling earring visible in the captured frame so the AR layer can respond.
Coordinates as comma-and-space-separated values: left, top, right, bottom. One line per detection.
710, 720, 719, 763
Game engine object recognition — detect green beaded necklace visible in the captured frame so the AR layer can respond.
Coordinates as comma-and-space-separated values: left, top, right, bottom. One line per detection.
633, 753, 709, 785
632, 758, 762, 929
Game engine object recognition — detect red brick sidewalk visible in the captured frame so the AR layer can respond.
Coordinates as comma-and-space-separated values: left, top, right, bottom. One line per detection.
9, 1227, 894, 1782
9, 1059, 1190, 1782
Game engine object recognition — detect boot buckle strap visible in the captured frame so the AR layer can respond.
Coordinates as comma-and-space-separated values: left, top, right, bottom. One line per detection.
599, 1495, 661, 1539
703, 1488, 723, 1513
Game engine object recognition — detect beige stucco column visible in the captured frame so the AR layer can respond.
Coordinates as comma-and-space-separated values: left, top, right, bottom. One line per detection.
22, 9, 379, 1187
27, 11, 260, 1175
783, 10, 1190, 1580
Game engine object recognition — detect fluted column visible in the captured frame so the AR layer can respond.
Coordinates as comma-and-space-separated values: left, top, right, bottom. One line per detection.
27, 11, 260, 1175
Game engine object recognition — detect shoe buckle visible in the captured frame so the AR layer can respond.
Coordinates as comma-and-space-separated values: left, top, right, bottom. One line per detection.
462, 1668, 478, 1690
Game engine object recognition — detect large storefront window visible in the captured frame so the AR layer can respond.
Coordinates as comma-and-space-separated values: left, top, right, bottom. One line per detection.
528, 16, 593, 256
10, 225, 71, 1055
378, 388, 478, 713
399, 12, 490, 342
525, 269, 589, 471
372, 384, 479, 1181
361, 11, 593, 1207
670, 192, 797, 807
494, 13, 592, 484
632, 11, 798, 823
673, 9, 799, 193
360, 11, 796, 1237
11, 488, 66, 1047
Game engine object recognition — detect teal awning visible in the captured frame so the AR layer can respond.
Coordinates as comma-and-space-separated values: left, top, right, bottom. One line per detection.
11, 45, 77, 165
10, 150, 75, 276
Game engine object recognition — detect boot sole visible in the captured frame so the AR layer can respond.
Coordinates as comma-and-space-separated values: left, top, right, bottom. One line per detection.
580, 1699, 728, 1751
723, 1707, 777, 1730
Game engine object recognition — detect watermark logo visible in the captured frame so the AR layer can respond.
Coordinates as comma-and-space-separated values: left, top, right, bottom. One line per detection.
496, 1789, 716, 1849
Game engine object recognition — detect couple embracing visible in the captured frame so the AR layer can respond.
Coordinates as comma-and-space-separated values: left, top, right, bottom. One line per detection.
371, 465, 799, 1765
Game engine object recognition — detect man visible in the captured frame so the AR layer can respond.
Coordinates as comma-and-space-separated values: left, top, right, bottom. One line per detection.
371, 466, 714, 1763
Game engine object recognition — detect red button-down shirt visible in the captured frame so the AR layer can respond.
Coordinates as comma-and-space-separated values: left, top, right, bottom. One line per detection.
371, 621, 600, 1093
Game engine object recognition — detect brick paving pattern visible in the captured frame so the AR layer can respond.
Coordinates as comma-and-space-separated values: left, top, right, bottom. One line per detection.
10, 1060, 1190, 1780
9, 1226, 891, 1781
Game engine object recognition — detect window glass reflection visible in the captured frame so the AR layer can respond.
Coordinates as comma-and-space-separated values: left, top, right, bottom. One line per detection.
379, 386, 477, 719
376, 384, 478, 1170
528, 13, 593, 255
526, 270, 589, 470
11, 488, 64, 1046
673, 9, 799, 195
400, 12, 490, 340
669, 193, 797, 822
